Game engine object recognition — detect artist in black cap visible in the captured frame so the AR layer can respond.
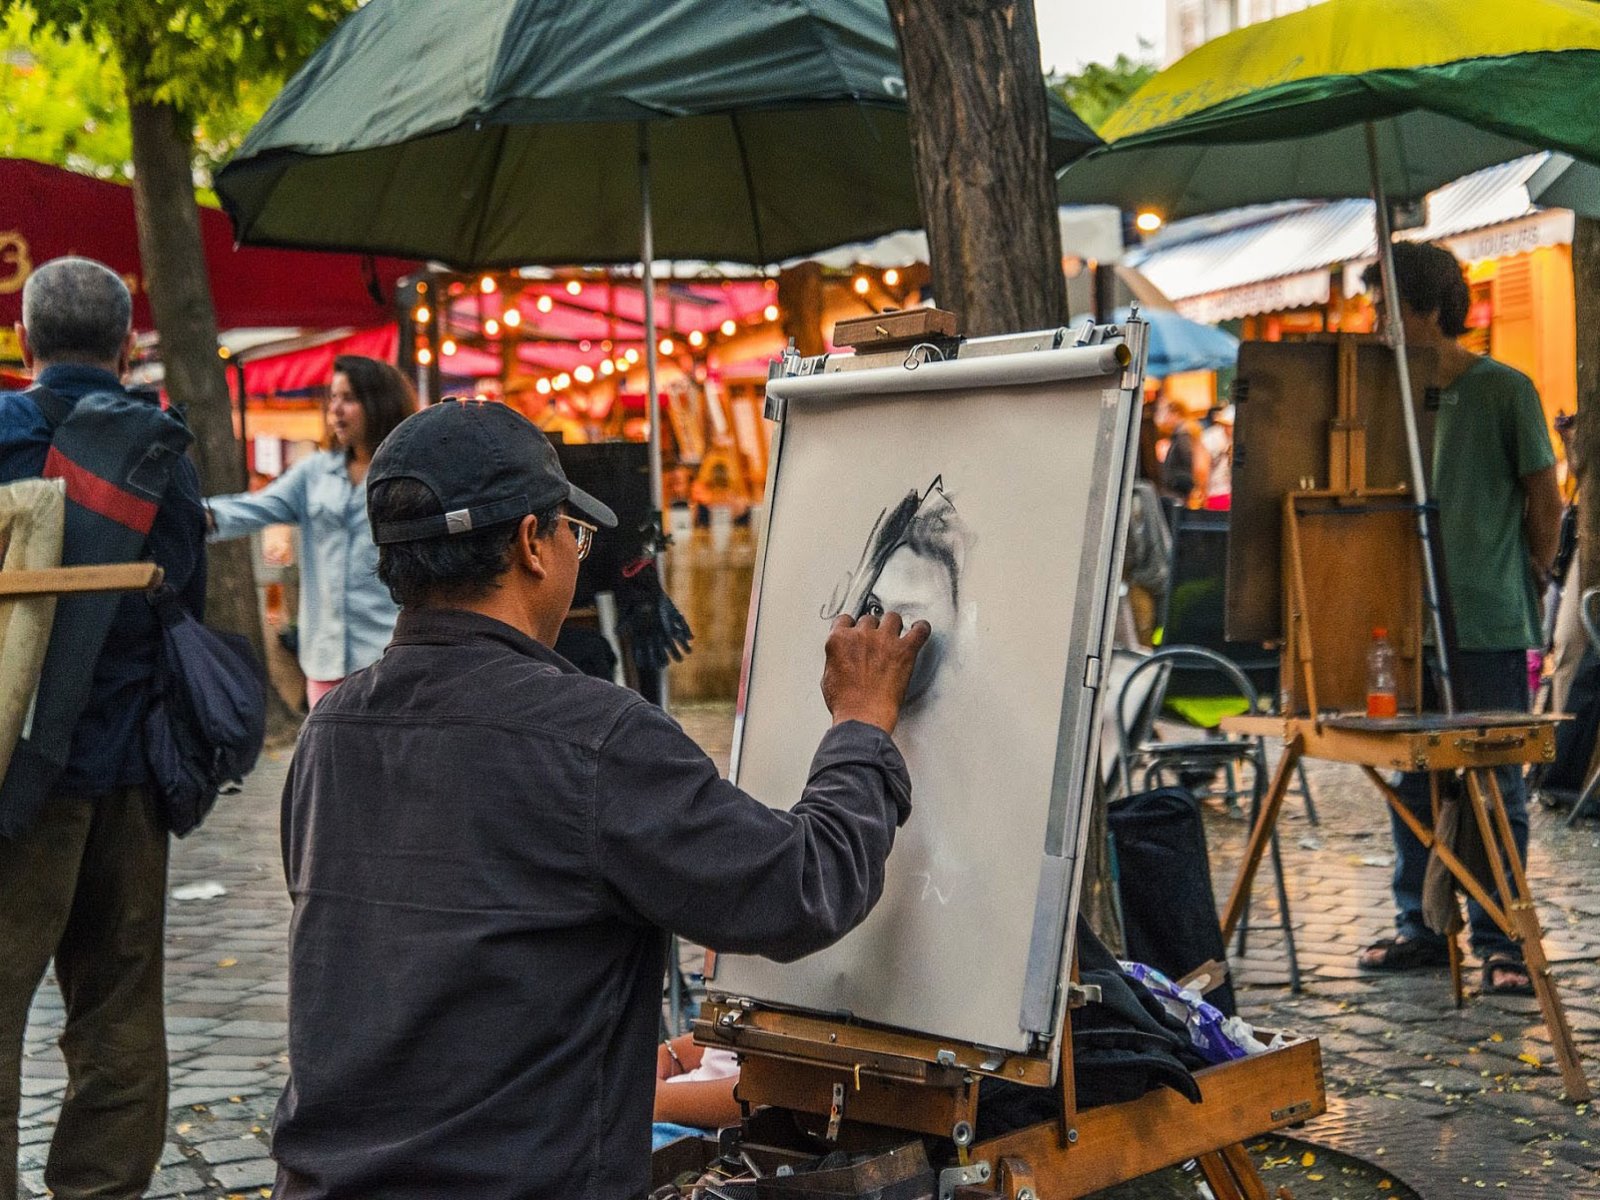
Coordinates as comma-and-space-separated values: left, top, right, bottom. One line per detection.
269, 400, 930, 1200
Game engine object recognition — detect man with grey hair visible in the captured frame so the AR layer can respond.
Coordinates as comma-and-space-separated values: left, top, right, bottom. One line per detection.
0, 257, 207, 1199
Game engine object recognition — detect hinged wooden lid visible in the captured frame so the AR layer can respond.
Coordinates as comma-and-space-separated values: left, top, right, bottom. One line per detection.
832, 307, 957, 351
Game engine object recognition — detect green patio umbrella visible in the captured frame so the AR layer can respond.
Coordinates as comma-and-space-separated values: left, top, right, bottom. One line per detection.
218, 0, 1099, 571
1058, 0, 1600, 712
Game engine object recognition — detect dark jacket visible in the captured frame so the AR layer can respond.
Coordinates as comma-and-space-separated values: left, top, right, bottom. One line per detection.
0, 364, 206, 797
272, 607, 912, 1200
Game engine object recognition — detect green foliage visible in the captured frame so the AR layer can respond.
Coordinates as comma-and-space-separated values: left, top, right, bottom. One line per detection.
1050, 47, 1157, 133
2, 1, 356, 181
24, 0, 355, 113
0, 7, 131, 176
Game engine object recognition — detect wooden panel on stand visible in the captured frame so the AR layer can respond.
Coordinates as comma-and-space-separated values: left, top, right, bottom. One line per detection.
1227, 336, 1438, 642
1281, 491, 1423, 717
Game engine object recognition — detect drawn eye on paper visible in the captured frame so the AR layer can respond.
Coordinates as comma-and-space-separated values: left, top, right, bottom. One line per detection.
819, 475, 972, 704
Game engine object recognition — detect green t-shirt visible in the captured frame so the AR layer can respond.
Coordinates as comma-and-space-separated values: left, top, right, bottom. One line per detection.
1432, 356, 1556, 651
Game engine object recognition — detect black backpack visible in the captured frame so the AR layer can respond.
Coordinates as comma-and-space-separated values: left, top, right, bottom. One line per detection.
142, 584, 266, 836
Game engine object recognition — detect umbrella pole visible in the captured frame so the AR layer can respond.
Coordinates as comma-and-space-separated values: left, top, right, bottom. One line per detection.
1365, 121, 1455, 714
639, 123, 665, 523
639, 121, 670, 710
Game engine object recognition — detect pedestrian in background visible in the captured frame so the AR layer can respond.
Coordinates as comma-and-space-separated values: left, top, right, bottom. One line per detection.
1356, 242, 1562, 996
206, 355, 416, 708
0, 258, 207, 1200
1156, 393, 1210, 508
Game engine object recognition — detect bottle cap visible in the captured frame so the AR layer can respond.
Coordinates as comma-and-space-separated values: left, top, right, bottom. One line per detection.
1373, 626, 1388, 639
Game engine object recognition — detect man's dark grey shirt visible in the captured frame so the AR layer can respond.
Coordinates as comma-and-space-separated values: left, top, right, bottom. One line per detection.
272, 607, 911, 1199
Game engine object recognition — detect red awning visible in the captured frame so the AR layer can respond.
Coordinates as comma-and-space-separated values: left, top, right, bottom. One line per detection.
241, 326, 400, 396
0, 158, 416, 333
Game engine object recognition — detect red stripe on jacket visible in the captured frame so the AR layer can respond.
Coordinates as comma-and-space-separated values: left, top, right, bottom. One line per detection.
43, 446, 159, 534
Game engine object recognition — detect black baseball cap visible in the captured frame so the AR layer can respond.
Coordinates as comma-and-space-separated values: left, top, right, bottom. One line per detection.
368, 399, 617, 544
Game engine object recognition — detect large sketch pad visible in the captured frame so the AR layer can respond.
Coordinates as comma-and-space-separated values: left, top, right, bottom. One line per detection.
717, 343, 1139, 1059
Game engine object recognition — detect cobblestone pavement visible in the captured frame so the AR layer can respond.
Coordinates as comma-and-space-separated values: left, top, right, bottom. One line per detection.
14, 706, 1600, 1198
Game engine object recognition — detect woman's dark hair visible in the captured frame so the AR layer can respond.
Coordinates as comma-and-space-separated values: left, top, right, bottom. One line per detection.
332, 355, 418, 453
370, 477, 560, 608
1361, 242, 1471, 337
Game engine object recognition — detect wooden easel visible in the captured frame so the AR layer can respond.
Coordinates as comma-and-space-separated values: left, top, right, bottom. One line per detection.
666, 315, 1327, 1198
1219, 710, 1588, 1105
1218, 340, 1591, 1103
694, 965, 1326, 1200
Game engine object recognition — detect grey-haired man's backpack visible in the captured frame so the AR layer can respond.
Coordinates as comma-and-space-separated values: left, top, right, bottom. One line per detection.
143, 584, 266, 836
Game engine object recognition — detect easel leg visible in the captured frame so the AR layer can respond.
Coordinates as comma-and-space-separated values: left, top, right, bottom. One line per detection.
1196, 1143, 1270, 1200
1470, 770, 1592, 1102
1222, 737, 1303, 941
1432, 773, 1465, 1010
1360, 768, 1509, 929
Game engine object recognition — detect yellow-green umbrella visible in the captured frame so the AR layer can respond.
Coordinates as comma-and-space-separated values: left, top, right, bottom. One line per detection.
1063, 0, 1600, 219
1059, 0, 1600, 712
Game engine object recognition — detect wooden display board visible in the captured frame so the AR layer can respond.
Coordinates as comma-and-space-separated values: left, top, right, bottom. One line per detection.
1227, 336, 1438, 643
1281, 490, 1424, 717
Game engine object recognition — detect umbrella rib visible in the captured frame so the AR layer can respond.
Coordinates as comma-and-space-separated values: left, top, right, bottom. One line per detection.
727, 110, 769, 266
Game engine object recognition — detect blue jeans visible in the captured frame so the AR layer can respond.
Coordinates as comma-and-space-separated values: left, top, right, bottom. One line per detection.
1390, 650, 1530, 961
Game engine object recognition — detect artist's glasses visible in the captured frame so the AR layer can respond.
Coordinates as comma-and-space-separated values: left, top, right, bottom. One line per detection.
559, 513, 598, 561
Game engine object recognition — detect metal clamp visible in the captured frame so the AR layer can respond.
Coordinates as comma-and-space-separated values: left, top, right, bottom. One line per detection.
1454, 734, 1525, 753
902, 342, 947, 370
825, 1081, 845, 1142
937, 1160, 991, 1200
1065, 981, 1102, 1008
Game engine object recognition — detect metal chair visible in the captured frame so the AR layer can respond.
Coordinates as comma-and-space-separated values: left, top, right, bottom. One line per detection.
1115, 645, 1300, 992
1156, 505, 1318, 824
1565, 586, 1600, 825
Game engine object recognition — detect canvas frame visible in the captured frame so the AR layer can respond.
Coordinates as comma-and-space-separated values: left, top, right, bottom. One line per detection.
710, 326, 1147, 1081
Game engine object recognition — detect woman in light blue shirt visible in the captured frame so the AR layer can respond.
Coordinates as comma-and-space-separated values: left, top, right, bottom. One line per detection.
207, 355, 417, 707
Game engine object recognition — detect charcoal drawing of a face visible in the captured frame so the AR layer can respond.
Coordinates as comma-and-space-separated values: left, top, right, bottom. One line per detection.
820, 476, 971, 704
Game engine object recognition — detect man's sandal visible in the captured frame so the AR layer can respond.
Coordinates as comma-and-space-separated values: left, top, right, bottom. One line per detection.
1480, 956, 1535, 996
1357, 935, 1450, 972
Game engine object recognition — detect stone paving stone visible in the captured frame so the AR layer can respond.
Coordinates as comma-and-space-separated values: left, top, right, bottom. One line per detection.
210, 1158, 277, 1190
172, 1069, 270, 1089
193, 1136, 271, 1165
143, 1163, 209, 1198
169, 1085, 262, 1108
182, 1054, 278, 1071
201, 1037, 284, 1057
164, 1016, 222, 1034
206, 1020, 286, 1039
16, 1144, 48, 1171
186, 1118, 266, 1141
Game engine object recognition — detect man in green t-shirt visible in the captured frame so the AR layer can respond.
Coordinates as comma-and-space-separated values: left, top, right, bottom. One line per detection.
1356, 242, 1561, 996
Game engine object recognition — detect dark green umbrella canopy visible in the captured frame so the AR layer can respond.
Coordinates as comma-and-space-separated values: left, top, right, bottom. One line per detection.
217, 0, 1101, 267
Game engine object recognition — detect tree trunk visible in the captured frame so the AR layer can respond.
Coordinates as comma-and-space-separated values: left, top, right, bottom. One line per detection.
1575, 216, 1600, 592
886, 0, 1068, 337
127, 95, 297, 734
